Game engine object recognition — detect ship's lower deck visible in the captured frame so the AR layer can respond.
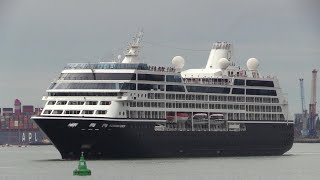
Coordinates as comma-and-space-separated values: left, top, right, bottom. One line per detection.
32, 116, 294, 159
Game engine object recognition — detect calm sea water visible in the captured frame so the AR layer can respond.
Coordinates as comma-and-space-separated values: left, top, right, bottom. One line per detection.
0, 143, 319, 180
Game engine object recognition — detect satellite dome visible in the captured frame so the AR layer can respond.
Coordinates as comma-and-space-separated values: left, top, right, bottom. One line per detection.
218, 58, 230, 70
247, 58, 259, 70
172, 56, 185, 69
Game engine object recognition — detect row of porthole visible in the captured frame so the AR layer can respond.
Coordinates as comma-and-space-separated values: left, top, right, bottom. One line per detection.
47, 100, 111, 106
42, 109, 107, 115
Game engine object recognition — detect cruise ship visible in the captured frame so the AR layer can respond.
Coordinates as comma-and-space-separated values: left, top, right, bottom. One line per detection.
32, 32, 294, 159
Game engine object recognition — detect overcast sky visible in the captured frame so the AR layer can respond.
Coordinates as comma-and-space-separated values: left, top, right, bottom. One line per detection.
0, 0, 319, 115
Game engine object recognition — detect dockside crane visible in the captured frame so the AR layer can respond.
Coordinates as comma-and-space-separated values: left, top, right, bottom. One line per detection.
299, 78, 308, 136
308, 69, 318, 138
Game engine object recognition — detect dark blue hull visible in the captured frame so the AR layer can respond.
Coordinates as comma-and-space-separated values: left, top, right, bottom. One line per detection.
33, 117, 294, 159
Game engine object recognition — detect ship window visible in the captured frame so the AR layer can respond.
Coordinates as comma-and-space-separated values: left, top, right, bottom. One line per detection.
47, 101, 56, 105
53, 83, 117, 89
234, 79, 245, 86
255, 97, 262, 103
138, 74, 165, 81
155, 93, 165, 99
82, 110, 94, 114
246, 80, 274, 87
222, 104, 227, 109
151, 102, 158, 107
144, 102, 150, 107
68, 101, 85, 105
246, 97, 254, 102
228, 96, 236, 101
166, 75, 182, 82
272, 98, 279, 103
263, 98, 271, 103
246, 89, 277, 96
130, 102, 136, 107
236, 96, 245, 102
85, 101, 97, 105
65, 110, 80, 114
119, 83, 136, 90
100, 101, 111, 105
176, 94, 185, 100
52, 110, 63, 114
158, 102, 165, 108
166, 85, 185, 92
187, 94, 195, 100
60, 73, 94, 80
221, 96, 227, 101
196, 103, 201, 109
202, 104, 208, 109
137, 102, 143, 107
232, 88, 245, 95
138, 84, 158, 91
96, 73, 136, 80
189, 103, 195, 108
43, 110, 52, 114
64, 63, 149, 70
166, 94, 175, 99
186, 86, 230, 94
60, 73, 136, 80
148, 93, 155, 99
96, 110, 107, 115
49, 92, 120, 97
56, 101, 67, 105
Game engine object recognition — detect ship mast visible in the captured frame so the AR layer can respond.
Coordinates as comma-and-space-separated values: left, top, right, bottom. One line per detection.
121, 31, 143, 64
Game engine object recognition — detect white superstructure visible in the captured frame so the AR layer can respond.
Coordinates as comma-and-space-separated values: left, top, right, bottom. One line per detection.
41, 34, 289, 132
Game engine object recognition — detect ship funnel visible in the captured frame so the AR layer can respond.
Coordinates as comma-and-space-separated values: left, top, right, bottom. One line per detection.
205, 42, 232, 69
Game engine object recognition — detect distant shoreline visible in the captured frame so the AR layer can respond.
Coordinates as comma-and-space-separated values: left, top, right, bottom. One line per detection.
294, 138, 320, 143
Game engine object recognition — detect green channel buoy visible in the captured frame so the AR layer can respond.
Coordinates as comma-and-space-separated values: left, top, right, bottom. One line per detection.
73, 152, 91, 176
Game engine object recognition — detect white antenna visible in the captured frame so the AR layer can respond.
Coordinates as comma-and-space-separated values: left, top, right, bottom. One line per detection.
117, 55, 122, 63
122, 30, 144, 64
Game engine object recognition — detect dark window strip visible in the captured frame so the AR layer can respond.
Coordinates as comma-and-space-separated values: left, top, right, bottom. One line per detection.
166, 75, 182, 82
186, 86, 230, 94
166, 85, 185, 92
232, 88, 245, 94
51, 83, 135, 90
138, 74, 165, 81
246, 80, 274, 87
234, 79, 245, 86
48, 92, 121, 96
59, 73, 136, 80
246, 89, 277, 96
